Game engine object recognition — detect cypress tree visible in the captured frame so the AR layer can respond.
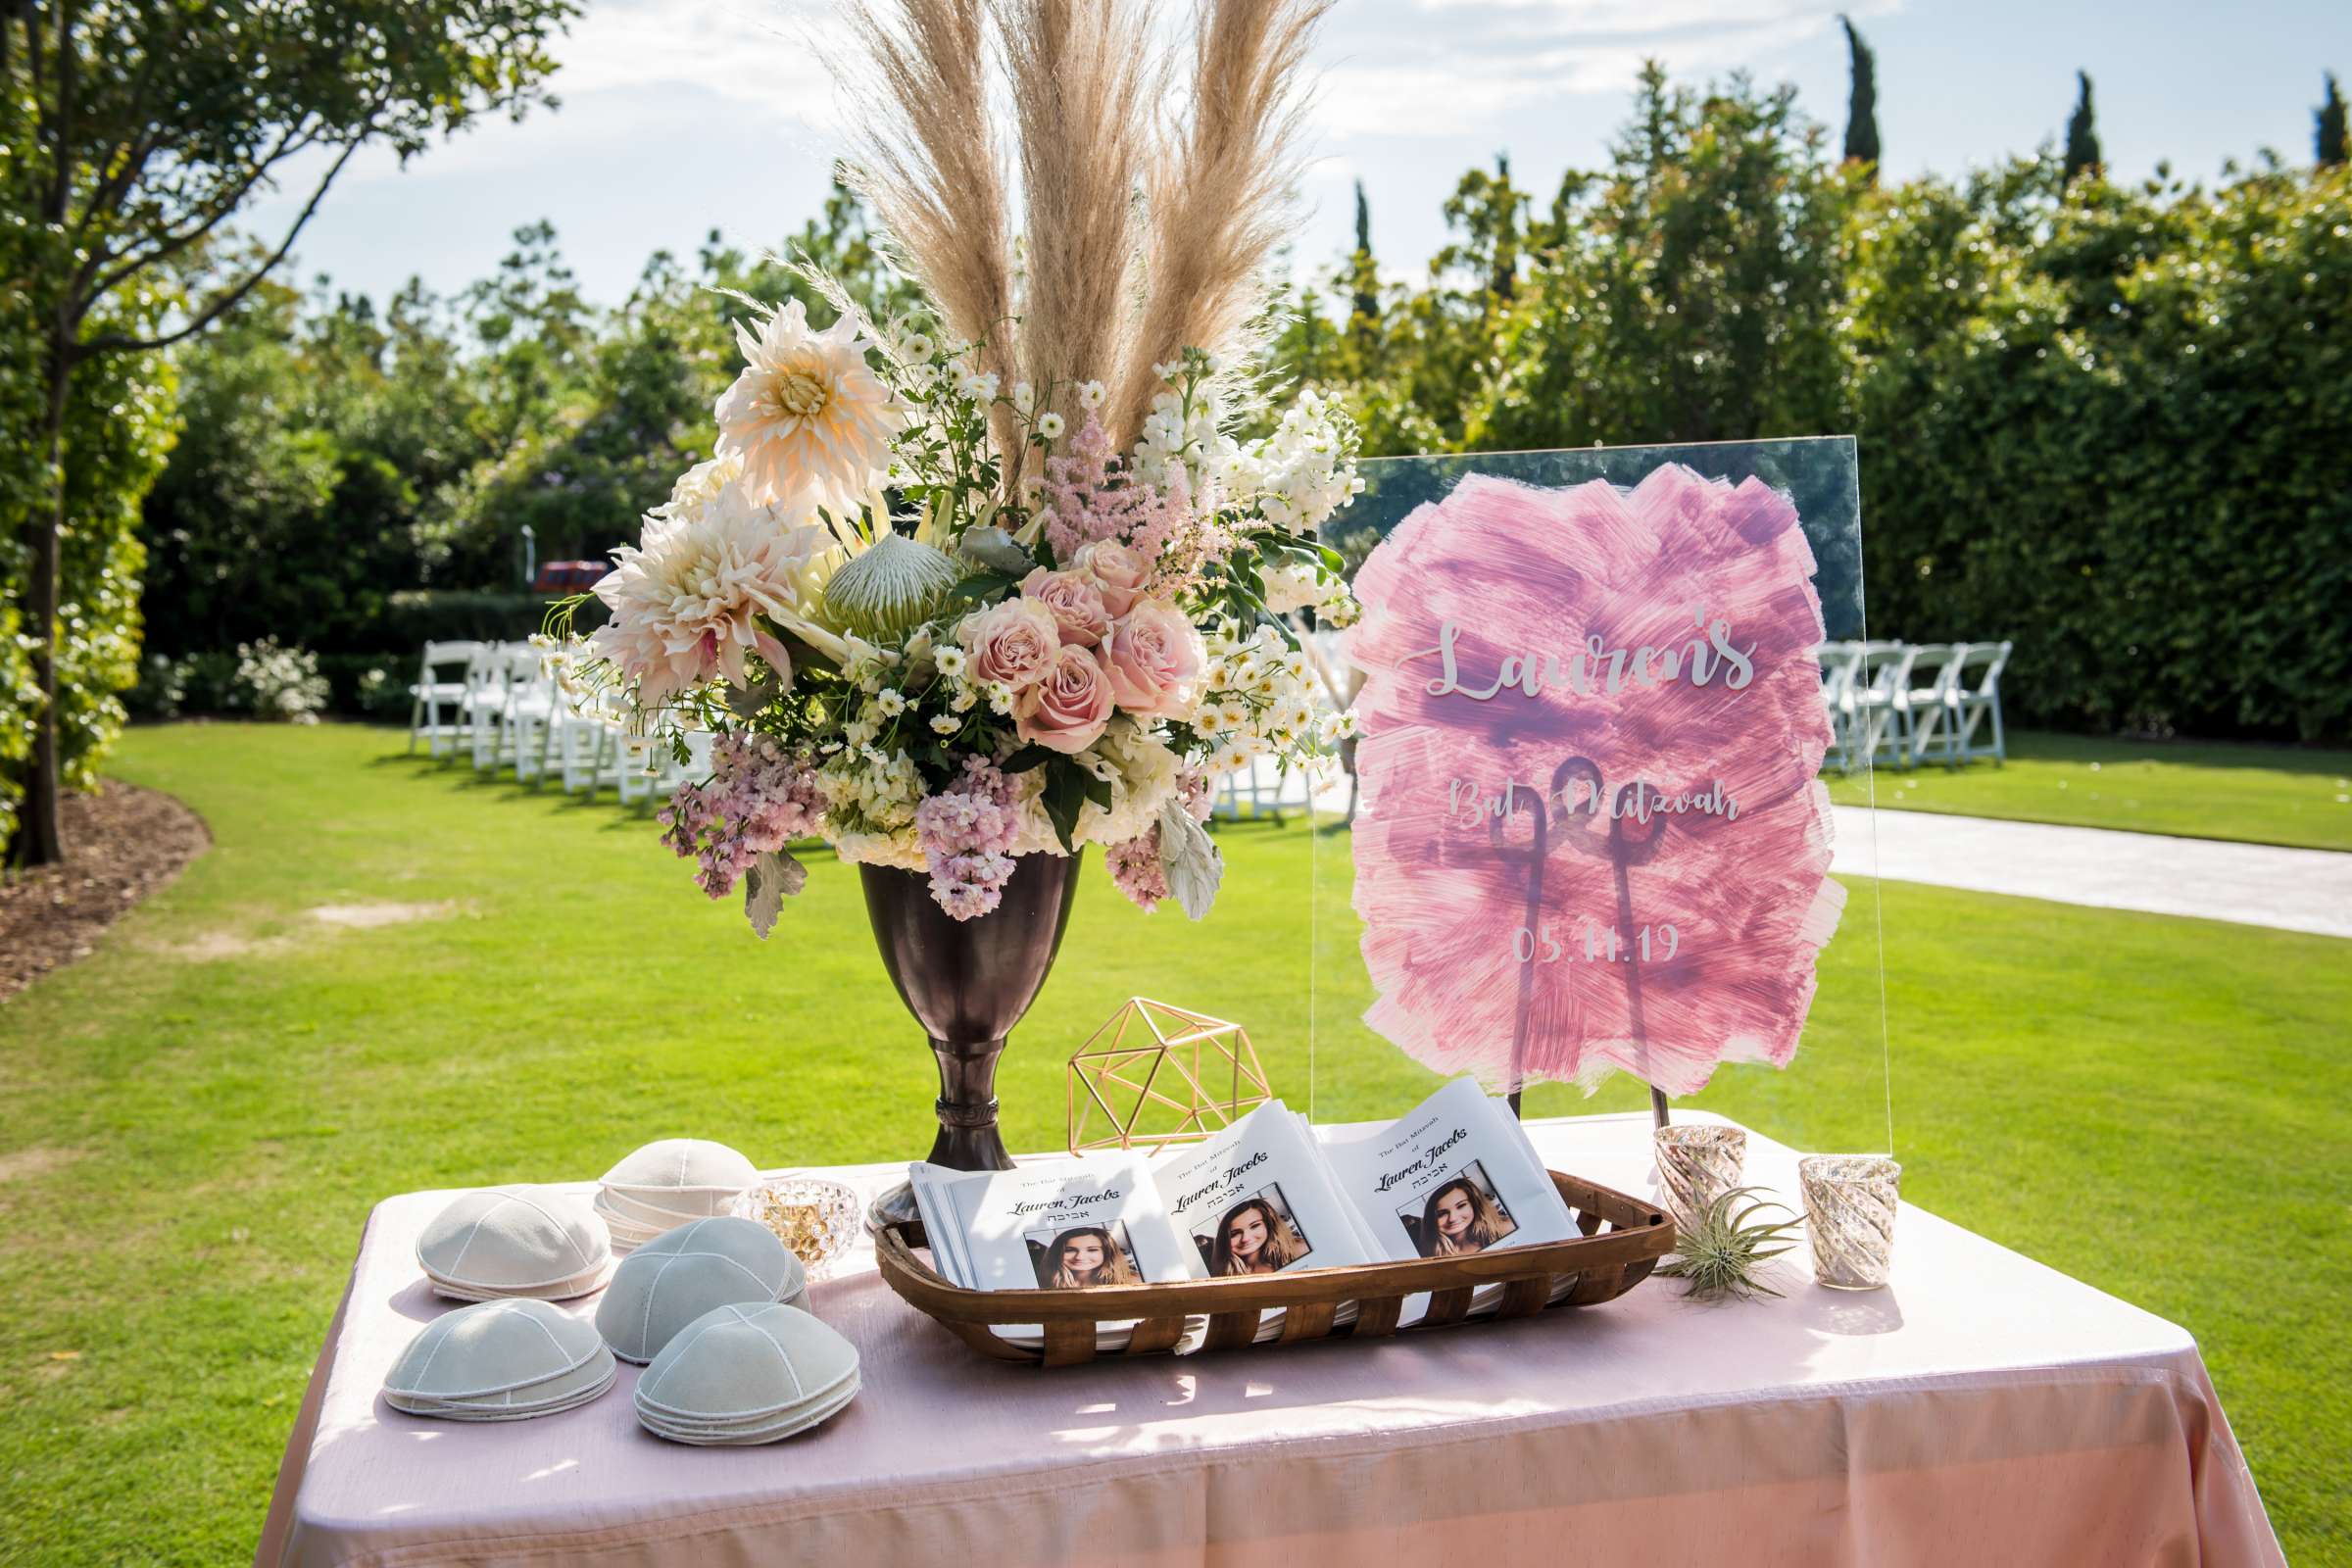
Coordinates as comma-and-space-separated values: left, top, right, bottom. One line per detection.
2063, 70, 2102, 184
1351, 180, 1379, 324
1840, 15, 1881, 176
2320, 73, 2348, 169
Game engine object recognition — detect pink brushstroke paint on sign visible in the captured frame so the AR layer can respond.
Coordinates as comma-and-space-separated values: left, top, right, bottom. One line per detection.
1348, 465, 1842, 1098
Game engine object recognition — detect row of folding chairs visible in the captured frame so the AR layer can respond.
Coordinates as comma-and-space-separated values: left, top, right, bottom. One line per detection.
1820, 640, 2013, 773
407, 640, 714, 805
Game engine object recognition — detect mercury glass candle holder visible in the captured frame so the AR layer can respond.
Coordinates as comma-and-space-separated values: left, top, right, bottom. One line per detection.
730, 1177, 863, 1280
1799, 1154, 1902, 1290
1652, 1124, 1747, 1231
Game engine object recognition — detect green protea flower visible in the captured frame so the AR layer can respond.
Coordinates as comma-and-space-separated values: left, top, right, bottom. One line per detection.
821, 532, 963, 641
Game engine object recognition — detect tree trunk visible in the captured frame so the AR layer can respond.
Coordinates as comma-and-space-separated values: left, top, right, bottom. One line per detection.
16, 324, 71, 868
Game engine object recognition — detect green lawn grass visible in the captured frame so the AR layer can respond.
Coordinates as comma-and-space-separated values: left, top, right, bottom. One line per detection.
1825, 728, 2352, 852
0, 723, 2344, 1563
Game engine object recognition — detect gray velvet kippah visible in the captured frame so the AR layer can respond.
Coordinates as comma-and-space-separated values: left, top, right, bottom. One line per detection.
595, 1216, 805, 1362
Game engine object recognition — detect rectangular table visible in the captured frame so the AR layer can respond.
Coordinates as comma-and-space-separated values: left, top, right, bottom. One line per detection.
259, 1112, 2283, 1567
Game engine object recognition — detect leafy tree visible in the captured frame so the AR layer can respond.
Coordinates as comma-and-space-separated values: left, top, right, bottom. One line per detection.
2, 0, 574, 865
1349, 180, 1379, 329
2319, 73, 2347, 169
2064, 70, 2103, 183
1438, 154, 1527, 306
1840, 15, 1881, 174
1468, 64, 1854, 451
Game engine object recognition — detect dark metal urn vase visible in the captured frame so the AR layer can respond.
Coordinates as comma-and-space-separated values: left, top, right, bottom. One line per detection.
860, 851, 1083, 1171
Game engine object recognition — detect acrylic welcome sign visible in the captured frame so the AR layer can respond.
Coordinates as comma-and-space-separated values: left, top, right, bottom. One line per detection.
1313, 439, 1877, 1113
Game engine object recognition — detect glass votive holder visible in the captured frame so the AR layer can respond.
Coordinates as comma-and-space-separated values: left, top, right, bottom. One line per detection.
730, 1176, 863, 1280
1799, 1154, 1902, 1290
1652, 1124, 1747, 1230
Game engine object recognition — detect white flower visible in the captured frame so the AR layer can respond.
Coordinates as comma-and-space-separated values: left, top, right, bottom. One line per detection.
1012, 380, 1036, 415
930, 712, 961, 735
589, 481, 827, 707
902, 331, 934, 361
934, 646, 966, 678
1037, 412, 1065, 440
1260, 559, 1324, 615
985, 681, 1015, 716
950, 685, 978, 713
1077, 380, 1105, 411
874, 688, 907, 717
715, 300, 906, 514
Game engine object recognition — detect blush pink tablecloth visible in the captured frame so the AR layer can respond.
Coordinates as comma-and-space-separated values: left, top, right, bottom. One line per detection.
257, 1112, 2282, 1568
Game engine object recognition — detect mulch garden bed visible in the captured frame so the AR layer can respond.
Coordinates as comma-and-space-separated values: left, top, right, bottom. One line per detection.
1, 782, 210, 1002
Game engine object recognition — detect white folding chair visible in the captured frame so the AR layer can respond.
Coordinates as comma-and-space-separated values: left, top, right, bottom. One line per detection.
1844, 642, 1919, 773
1211, 754, 1311, 824
612, 725, 667, 808
409, 641, 487, 760
1902, 643, 1972, 767
1952, 641, 2014, 763
1816, 642, 1864, 773
496, 654, 562, 783
466, 644, 526, 771
1295, 621, 1369, 821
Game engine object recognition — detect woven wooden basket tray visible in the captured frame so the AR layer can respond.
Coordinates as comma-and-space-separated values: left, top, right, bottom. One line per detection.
873, 1170, 1674, 1366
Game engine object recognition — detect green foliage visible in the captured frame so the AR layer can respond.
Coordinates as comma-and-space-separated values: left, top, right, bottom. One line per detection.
1839, 15, 1880, 172
1852, 164, 2352, 740
2, 0, 575, 860
1656, 1186, 1802, 1302
2320, 73, 2348, 170
1465, 65, 1854, 452
2063, 70, 2102, 183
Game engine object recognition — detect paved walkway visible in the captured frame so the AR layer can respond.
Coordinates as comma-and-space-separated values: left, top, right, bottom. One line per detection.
1829, 806, 2352, 940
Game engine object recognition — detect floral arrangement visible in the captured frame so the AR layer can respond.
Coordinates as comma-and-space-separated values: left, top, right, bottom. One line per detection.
552, 0, 1359, 934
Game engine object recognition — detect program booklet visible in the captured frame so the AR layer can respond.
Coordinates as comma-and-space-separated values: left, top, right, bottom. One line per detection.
906, 1078, 1579, 1344
1152, 1102, 1377, 1280
1317, 1078, 1578, 1261
927, 1153, 1196, 1292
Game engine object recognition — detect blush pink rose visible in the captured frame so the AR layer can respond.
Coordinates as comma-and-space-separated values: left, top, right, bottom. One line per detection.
1072, 540, 1150, 616
1014, 644, 1114, 754
1103, 599, 1206, 719
1019, 566, 1112, 647
957, 599, 1060, 690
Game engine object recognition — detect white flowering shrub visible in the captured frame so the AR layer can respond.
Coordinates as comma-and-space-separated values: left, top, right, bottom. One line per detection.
233, 638, 330, 724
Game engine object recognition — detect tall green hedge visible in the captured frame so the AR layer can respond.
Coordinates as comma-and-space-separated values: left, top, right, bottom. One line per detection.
1853, 167, 2352, 740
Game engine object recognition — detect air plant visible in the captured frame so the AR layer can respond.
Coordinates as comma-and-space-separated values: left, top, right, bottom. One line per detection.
1656, 1186, 1801, 1303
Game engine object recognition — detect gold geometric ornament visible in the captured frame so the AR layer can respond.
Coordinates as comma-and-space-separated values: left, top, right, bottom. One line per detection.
1065, 998, 1273, 1155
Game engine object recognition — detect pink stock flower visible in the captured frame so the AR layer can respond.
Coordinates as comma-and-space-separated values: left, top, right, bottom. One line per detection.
658, 733, 826, 899
1019, 566, 1112, 647
956, 599, 1060, 690
1105, 829, 1169, 912
1102, 599, 1205, 719
914, 757, 1023, 920
1014, 644, 1114, 754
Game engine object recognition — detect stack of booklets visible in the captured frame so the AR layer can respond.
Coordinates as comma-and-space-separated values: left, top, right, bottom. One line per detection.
907, 1079, 1584, 1353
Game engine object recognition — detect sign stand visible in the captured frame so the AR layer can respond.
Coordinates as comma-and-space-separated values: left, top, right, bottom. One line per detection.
1499, 757, 1673, 1132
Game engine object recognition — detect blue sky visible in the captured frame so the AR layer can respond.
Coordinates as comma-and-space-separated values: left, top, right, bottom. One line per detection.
243, 0, 2352, 310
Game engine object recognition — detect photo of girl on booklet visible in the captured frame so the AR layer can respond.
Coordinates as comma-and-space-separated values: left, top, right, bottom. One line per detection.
1200, 1187, 1314, 1276
1028, 1223, 1145, 1289
1403, 1163, 1520, 1256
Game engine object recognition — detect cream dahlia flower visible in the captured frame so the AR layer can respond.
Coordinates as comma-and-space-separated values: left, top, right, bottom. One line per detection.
590, 483, 828, 707
715, 300, 906, 514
